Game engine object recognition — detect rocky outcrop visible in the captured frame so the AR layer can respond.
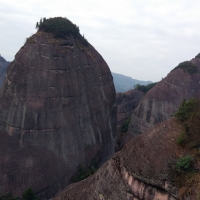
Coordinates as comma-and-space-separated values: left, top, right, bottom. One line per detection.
0, 22, 116, 198
54, 117, 199, 200
116, 89, 144, 127
0, 55, 9, 87
128, 57, 200, 137
116, 89, 144, 150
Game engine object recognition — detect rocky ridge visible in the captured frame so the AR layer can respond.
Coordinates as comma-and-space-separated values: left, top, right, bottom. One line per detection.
128, 57, 200, 137
54, 117, 199, 200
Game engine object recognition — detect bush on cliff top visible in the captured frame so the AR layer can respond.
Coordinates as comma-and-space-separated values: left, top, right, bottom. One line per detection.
36, 17, 88, 46
134, 82, 157, 94
172, 61, 198, 74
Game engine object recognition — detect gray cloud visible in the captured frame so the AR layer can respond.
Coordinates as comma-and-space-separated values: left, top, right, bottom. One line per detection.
1, 0, 200, 82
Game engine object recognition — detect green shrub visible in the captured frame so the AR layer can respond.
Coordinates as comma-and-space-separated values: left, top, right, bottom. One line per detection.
134, 82, 157, 94
22, 188, 39, 200
174, 98, 199, 122
174, 98, 200, 149
72, 159, 99, 183
176, 133, 185, 145
0, 193, 19, 200
176, 155, 193, 170
172, 61, 198, 74
120, 118, 131, 133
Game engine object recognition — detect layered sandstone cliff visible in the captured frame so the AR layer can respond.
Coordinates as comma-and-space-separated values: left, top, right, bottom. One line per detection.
54, 117, 200, 200
128, 57, 200, 137
0, 18, 116, 198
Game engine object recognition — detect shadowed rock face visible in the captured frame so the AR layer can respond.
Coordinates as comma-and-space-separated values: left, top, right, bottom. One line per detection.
0, 55, 9, 87
54, 118, 198, 200
116, 89, 144, 150
0, 31, 116, 198
116, 89, 144, 128
128, 57, 200, 137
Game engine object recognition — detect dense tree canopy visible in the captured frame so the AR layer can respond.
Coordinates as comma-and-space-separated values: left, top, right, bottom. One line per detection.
172, 61, 198, 74
36, 17, 88, 46
134, 82, 157, 94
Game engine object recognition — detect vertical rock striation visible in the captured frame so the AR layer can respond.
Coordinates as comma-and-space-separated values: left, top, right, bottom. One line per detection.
54, 118, 193, 200
116, 89, 144, 150
128, 57, 200, 137
0, 19, 116, 198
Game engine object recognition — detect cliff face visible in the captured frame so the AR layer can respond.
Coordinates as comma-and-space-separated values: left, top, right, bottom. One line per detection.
128, 57, 200, 137
0, 31, 116, 198
0, 55, 9, 87
54, 118, 199, 200
116, 89, 144, 150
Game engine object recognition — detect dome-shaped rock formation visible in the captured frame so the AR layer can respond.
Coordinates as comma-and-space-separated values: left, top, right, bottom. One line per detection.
0, 17, 116, 198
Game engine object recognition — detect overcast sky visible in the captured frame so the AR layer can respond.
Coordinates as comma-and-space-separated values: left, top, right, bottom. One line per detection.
1, 0, 200, 82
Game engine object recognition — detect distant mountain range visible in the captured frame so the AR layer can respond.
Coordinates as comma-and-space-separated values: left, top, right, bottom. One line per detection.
111, 72, 152, 93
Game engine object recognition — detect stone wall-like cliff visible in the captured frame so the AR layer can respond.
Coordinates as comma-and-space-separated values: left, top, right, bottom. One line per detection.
116, 89, 144, 150
128, 57, 200, 137
54, 117, 199, 200
0, 28, 116, 198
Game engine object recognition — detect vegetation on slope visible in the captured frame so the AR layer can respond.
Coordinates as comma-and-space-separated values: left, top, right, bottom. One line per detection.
134, 82, 157, 94
173, 98, 200, 198
72, 158, 99, 183
0, 188, 39, 200
174, 98, 200, 148
120, 117, 131, 133
36, 17, 88, 46
172, 61, 198, 75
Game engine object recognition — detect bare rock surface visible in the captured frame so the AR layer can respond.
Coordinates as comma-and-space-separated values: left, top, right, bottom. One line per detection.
116, 89, 144, 150
0, 31, 116, 198
128, 57, 200, 137
54, 118, 198, 200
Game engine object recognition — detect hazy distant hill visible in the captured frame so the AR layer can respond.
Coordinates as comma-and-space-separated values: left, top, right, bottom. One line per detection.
111, 72, 152, 92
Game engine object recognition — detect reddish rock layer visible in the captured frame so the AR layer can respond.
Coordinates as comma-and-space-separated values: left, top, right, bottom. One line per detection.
128, 57, 200, 137
54, 118, 199, 200
0, 32, 116, 198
